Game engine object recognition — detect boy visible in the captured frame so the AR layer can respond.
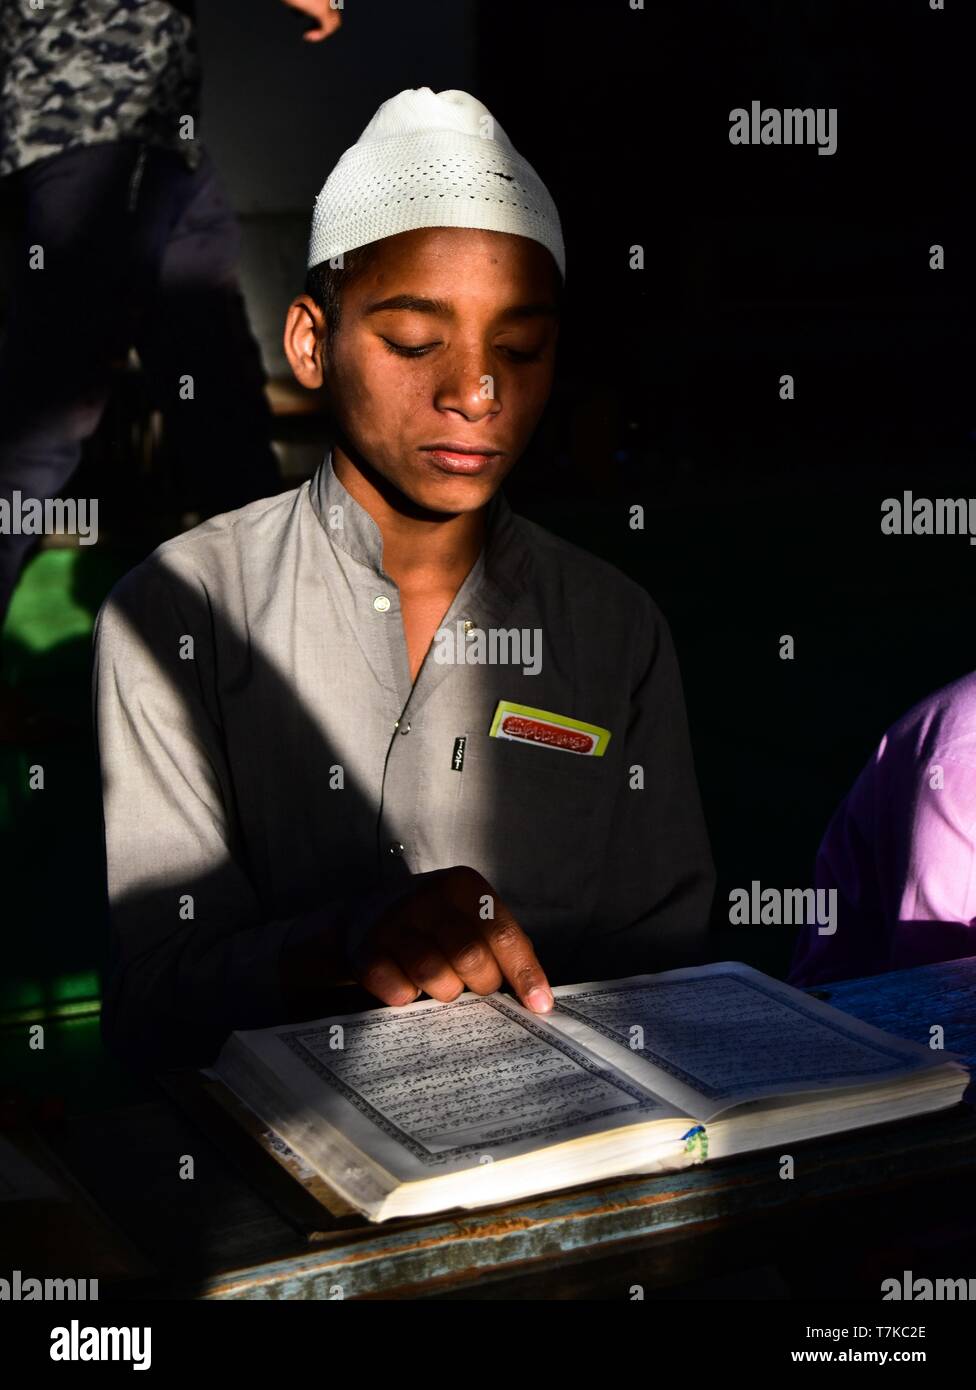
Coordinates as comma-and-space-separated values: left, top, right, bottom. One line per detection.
94, 88, 714, 1068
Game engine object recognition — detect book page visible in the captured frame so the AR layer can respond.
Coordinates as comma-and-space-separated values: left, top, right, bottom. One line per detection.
226, 991, 688, 1182
534, 961, 962, 1121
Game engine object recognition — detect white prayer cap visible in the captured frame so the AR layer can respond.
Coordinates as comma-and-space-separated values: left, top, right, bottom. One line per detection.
307, 87, 565, 279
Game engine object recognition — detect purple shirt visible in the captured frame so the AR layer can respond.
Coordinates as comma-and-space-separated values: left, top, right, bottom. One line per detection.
789, 672, 976, 987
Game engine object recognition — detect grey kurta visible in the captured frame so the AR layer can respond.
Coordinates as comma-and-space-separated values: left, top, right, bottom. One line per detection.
93, 454, 714, 1067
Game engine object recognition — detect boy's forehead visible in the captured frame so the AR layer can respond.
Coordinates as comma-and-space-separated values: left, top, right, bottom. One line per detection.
350, 228, 560, 298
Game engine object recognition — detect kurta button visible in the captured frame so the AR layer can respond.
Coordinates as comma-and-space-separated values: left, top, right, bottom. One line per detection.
462, 617, 477, 634
389, 841, 405, 856
373, 595, 391, 613
399, 721, 411, 735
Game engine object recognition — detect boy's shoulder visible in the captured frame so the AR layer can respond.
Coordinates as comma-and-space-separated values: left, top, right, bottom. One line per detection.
98, 485, 669, 644
101, 486, 303, 614
151, 486, 301, 573
509, 510, 666, 631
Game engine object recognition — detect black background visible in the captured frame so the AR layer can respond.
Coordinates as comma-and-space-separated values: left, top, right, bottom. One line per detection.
479, 0, 975, 974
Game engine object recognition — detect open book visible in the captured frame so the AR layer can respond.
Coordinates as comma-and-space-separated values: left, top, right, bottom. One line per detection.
210, 961, 970, 1222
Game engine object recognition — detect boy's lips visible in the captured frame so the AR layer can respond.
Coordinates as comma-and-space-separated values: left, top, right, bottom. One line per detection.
418, 444, 502, 474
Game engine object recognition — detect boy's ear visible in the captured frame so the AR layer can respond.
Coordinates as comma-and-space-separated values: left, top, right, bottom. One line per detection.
283, 295, 327, 389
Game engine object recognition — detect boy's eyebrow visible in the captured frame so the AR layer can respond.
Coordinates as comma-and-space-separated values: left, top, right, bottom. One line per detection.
362, 295, 452, 316
362, 294, 560, 319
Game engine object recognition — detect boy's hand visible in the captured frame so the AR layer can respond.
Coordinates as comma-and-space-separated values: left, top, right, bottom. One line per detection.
350, 865, 554, 1013
280, 0, 342, 42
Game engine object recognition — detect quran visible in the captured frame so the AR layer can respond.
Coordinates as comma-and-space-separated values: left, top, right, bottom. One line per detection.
210, 961, 969, 1222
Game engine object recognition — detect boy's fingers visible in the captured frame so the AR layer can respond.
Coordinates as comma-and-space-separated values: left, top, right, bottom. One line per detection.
483, 912, 553, 1012
355, 950, 422, 1007
429, 909, 505, 995
391, 929, 466, 1003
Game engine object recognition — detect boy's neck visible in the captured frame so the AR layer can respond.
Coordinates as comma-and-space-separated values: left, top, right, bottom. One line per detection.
332, 445, 487, 595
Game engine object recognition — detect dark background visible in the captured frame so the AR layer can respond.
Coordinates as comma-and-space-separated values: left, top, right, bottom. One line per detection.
479, 0, 976, 976
2, 0, 974, 1063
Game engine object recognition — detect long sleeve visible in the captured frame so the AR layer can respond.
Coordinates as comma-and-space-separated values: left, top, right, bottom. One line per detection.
789, 719, 976, 987
92, 555, 411, 1072
568, 595, 715, 980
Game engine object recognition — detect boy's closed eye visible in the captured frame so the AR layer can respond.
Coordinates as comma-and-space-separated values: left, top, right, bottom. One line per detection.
379, 336, 548, 362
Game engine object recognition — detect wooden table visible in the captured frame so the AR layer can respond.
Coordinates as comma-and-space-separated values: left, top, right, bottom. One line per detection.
41, 957, 976, 1300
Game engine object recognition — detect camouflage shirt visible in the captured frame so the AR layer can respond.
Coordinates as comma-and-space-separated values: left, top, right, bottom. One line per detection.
0, 0, 202, 179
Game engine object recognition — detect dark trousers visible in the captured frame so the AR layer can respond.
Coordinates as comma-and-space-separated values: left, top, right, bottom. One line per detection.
0, 139, 281, 622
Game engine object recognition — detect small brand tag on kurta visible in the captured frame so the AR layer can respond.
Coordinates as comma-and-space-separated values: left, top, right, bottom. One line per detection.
488, 700, 611, 756
451, 736, 466, 771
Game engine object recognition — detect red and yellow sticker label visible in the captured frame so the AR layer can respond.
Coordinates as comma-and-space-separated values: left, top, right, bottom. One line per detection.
488, 700, 611, 757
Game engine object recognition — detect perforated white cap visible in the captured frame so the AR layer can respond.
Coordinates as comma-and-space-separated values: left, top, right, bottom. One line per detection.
307, 87, 565, 279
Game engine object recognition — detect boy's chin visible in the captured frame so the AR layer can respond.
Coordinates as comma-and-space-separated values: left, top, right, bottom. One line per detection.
409, 474, 499, 516
397, 459, 504, 515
